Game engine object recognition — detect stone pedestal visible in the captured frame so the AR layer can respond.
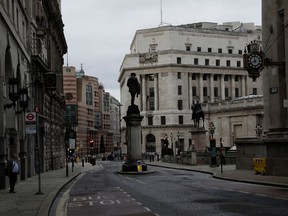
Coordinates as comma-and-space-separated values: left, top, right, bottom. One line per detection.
189, 128, 207, 151
121, 105, 147, 172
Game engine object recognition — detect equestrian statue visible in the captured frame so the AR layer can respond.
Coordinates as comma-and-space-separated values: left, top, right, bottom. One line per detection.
191, 100, 205, 128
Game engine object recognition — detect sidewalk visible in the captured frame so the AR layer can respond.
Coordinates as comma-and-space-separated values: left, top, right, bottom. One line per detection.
0, 162, 102, 216
145, 160, 288, 188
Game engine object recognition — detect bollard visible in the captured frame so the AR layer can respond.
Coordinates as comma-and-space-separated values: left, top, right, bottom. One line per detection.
82, 158, 84, 167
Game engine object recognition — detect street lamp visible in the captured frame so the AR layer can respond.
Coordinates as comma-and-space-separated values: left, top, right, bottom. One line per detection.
209, 122, 216, 138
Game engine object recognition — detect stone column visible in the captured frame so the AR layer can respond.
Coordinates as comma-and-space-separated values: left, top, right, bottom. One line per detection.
221, 74, 225, 100
121, 105, 146, 172
141, 75, 146, 111
199, 73, 203, 102
210, 74, 214, 102
154, 73, 158, 110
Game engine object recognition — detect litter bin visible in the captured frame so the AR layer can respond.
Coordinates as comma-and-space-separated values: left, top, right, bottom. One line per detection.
137, 160, 142, 173
253, 158, 266, 175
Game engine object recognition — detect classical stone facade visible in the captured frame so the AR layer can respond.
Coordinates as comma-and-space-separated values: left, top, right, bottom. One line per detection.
118, 22, 264, 156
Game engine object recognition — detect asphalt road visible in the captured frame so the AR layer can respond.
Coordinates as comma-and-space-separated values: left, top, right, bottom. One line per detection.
52, 161, 288, 216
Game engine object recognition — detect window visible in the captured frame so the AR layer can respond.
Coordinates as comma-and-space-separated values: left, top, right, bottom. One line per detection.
237, 61, 241, 67
178, 86, 182, 95
177, 72, 181, 79
203, 87, 208, 97
86, 85, 93, 105
194, 58, 198, 65
197, 47, 201, 52
208, 48, 212, 52
226, 60, 231, 67
192, 86, 197, 96
225, 87, 229, 98
216, 59, 220, 66
149, 87, 154, 97
238, 50, 243, 54
235, 88, 239, 97
214, 74, 218, 81
192, 73, 197, 80
178, 100, 183, 110
186, 45, 191, 51
179, 116, 183, 125
218, 48, 222, 53
149, 101, 154, 111
161, 116, 166, 125
148, 116, 153, 126
149, 74, 154, 81
214, 87, 218, 97
253, 88, 257, 95
235, 75, 239, 82
205, 59, 209, 66
228, 49, 233, 54
224, 75, 229, 81
203, 74, 208, 80
177, 57, 181, 64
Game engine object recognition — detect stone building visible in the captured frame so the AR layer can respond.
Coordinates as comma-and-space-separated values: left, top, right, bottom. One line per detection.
236, 1, 288, 176
63, 66, 120, 159
118, 22, 263, 156
0, 0, 67, 189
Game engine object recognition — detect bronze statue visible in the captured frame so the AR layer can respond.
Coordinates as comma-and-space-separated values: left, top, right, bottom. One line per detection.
127, 73, 140, 105
191, 100, 205, 128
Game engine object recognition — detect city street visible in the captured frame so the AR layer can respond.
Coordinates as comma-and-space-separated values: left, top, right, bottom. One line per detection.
51, 161, 288, 216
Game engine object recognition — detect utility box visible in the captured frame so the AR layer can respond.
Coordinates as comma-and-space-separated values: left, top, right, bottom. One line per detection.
253, 158, 266, 175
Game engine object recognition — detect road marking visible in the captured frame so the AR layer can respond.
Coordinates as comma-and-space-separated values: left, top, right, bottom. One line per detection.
238, 190, 250, 194
136, 202, 142, 205
256, 193, 268, 197
144, 207, 152, 212
135, 179, 146, 184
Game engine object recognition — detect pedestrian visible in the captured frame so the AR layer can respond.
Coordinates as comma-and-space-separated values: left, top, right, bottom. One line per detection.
6, 154, 19, 193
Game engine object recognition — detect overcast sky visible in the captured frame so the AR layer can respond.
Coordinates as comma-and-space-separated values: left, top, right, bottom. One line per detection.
61, 0, 261, 101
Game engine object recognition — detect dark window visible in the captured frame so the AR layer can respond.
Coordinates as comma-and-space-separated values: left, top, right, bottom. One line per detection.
238, 50, 243, 54
216, 59, 220, 66
203, 74, 208, 80
226, 60, 231, 67
205, 59, 209, 66
161, 116, 166, 125
178, 100, 183, 110
86, 85, 93, 105
148, 116, 153, 126
186, 45, 191, 51
149, 87, 154, 97
208, 48, 212, 52
178, 86, 182, 95
177, 57, 181, 64
218, 48, 222, 53
194, 58, 198, 65
228, 49, 233, 54
224, 75, 229, 81
235, 75, 239, 82
197, 47, 201, 52
149, 101, 154, 111
149, 74, 154, 81
203, 87, 208, 97
253, 88, 257, 95
235, 88, 239, 97
214, 74, 218, 81
237, 61, 241, 67
192, 86, 197, 96
225, 87, 229, 98
179, 116, 183, 125
177, 72, 181, 79
214, 87, 218, 97
192, 73, 197, 80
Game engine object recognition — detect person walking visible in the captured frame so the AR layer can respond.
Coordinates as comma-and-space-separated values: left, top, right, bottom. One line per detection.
7, 154, 19, 193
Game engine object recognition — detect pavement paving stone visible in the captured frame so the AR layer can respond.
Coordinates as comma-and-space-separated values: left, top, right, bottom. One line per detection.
0, 160, 288, 216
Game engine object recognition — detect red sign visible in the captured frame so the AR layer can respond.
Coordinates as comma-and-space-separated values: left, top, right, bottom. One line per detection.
25, 112, 36, 122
